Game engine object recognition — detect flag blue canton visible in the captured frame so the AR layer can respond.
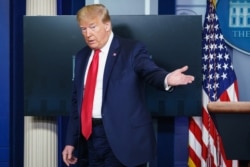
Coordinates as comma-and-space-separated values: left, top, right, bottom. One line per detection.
202, 2, 237, 101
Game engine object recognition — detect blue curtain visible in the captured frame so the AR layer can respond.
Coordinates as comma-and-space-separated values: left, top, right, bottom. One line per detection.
9, 0, 26, 167
57, 0, 85, 15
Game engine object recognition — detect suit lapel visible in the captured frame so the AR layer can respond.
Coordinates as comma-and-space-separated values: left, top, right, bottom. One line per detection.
78, 48, 92, 94
103, 36, 120, 98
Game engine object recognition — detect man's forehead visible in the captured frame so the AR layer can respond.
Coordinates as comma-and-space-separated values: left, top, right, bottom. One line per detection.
79, 17, 100, 26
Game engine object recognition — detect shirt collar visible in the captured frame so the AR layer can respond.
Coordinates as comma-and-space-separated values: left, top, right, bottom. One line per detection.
100, 32, 114, 54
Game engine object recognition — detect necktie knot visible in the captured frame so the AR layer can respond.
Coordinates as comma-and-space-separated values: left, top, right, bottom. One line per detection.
94, 49, 101, 55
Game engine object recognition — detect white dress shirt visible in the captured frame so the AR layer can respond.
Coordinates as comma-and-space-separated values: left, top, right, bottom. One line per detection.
84, 32, 114, 118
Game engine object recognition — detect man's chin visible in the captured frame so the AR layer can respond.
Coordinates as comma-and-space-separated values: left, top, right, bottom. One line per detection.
88, 44, 98, 50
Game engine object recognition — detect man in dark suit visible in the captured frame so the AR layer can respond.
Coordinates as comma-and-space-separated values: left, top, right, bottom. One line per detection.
62, 4, 195, 167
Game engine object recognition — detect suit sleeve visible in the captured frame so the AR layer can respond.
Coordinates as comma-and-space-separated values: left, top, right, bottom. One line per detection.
132, 42, 169, 90
65, 80, 80, 146
65, 53, 82, 147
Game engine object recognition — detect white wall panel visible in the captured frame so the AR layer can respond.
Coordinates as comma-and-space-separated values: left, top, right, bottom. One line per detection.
25, 1, 58, 167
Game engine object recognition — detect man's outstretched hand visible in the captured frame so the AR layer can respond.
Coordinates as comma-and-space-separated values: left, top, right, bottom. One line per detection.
166, 65, 195, 86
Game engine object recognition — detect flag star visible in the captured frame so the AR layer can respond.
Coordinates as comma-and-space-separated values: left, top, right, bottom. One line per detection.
214, 42, 218, 48
203, 74, 206, 81
209, 53, 214, 60
212, 93, 217, 100
206, 15, 211, 21
214, 24, 219, 31
224, 53, 229, 61
210, 34, 214, 40
214, 33, 218, 40
221, 72, 227, 79
205, 24, 210, 31
230, 64, 234, 70
208, 73, 213, 80
205, 34, 210, 41
203, 54, 209, 61
218, 44, 223, 50
209, 64, 214, 71
213, 83, 219, 90
214, 72, 220, 79
219, 33, 224, 40
217, 53, 223, 60
209, 43, 214, 50
206, 83, 212, 91
223, 63, 229, 70
211, 14, 216, 21
216, 63, 222, 70
203, 44, 209, 51
215, 14, 218, 20
213, 43, 217, 50
202, 64, 208, 71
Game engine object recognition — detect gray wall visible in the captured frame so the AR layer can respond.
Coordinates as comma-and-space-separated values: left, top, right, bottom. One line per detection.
233, 50, 250, 101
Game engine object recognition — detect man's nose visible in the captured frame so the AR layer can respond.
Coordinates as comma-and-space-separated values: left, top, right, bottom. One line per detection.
85, 28, 92, 37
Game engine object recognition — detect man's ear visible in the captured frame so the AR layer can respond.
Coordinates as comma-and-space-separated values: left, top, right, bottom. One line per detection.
105, 22, 111, 31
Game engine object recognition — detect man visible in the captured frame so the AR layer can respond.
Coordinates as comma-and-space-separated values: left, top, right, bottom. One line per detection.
62, 4, 195, 167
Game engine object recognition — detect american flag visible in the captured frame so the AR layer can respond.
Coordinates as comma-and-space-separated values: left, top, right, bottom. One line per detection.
188, 0, 239, 167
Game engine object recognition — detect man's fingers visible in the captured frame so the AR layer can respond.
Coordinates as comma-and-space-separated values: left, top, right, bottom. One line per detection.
62, 153, 78, 166
62, 145, 76, 166
67, 156, 78, 165
179, 65, 188, 73
62, 152, 70, 166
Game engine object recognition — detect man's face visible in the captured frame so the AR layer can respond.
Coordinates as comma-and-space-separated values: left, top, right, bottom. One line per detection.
79, 17, 110, 50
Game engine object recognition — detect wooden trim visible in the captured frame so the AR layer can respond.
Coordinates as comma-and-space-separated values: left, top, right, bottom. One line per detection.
207, 102, 250, 113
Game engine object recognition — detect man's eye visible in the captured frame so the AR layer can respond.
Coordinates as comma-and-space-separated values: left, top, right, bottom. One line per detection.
81, 28, 86, 32
90, 26, 96, 30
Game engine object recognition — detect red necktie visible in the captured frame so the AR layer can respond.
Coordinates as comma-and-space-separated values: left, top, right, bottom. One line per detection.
81, 49, 100, 140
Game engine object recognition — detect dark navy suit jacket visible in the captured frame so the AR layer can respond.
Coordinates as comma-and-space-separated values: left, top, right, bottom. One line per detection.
65, 35, 169, 166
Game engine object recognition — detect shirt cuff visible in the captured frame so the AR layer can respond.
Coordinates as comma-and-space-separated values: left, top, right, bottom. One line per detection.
164, 74, 173, 92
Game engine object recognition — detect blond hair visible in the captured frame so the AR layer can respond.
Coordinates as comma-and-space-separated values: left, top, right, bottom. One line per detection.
76, 4, 111, 23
